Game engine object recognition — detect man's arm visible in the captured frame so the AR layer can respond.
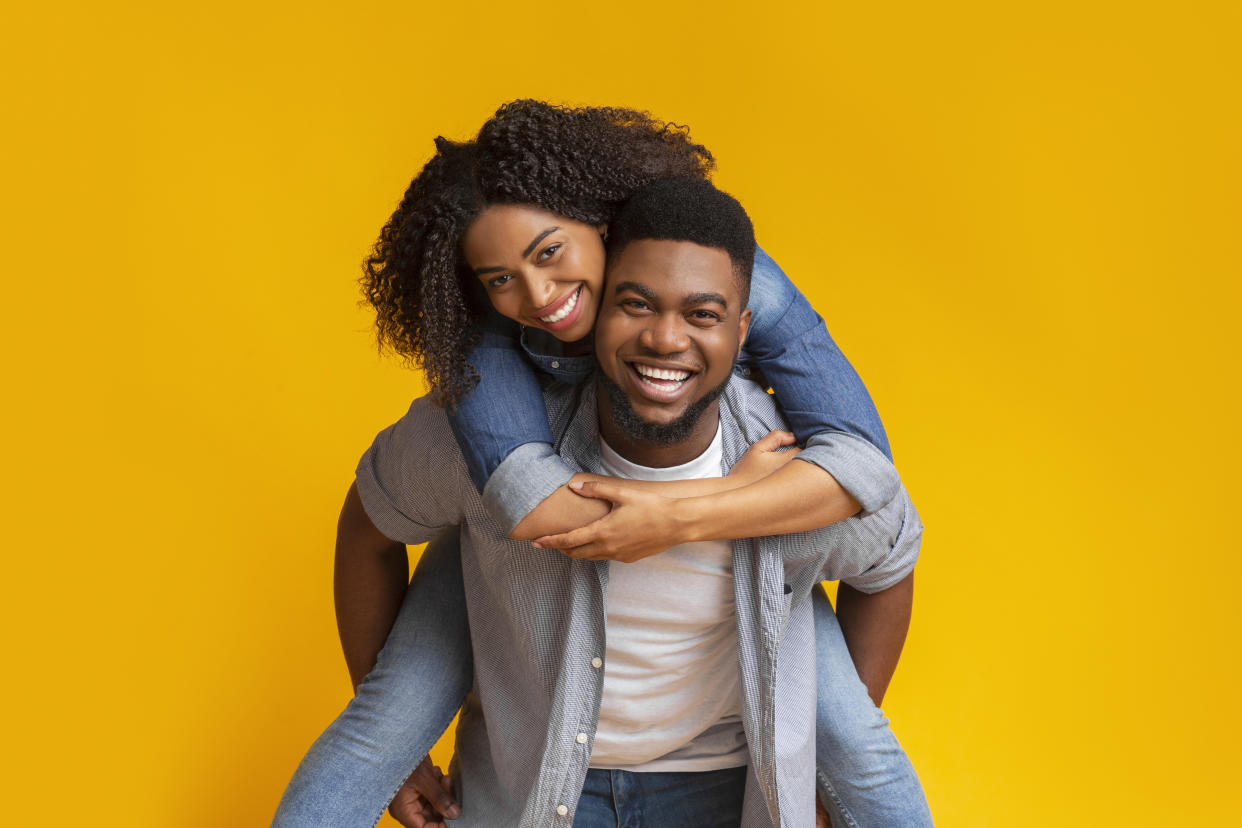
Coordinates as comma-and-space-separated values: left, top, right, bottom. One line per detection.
334, 481, 464, 827
834, 572, 914, 706
335, 481, 409, 691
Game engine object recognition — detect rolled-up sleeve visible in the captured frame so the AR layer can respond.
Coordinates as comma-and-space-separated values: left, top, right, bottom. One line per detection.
796, 432, 901, 517
354, 397, 470, 545
481, 442, 577, 537
817, 487, 923, 595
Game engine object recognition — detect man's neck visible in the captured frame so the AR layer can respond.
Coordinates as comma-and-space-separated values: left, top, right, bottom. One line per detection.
596, 393, 722, 469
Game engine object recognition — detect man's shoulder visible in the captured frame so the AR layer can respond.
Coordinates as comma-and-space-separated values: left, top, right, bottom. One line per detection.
366, 394, 470, 486
720, 376, 790, 440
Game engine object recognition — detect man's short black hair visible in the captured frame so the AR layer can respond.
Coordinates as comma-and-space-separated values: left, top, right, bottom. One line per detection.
607, 177, 756, 305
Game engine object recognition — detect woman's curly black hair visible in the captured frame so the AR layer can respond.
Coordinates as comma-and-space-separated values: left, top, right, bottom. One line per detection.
361, 99, 716, 407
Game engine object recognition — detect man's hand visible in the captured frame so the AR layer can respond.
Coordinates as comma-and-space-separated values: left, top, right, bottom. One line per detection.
727, 430, 800, 485
387, 757, 460, 828
532, 481, 685, 562
816, 793, 833, 828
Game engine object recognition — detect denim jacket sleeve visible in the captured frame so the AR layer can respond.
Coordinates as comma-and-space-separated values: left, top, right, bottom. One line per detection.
446, 316, 559, 494
743, 247, 899, 514
445, 316, 576, 532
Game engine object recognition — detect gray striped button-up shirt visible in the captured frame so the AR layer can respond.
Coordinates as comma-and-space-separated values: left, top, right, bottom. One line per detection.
355, 375, 920, 828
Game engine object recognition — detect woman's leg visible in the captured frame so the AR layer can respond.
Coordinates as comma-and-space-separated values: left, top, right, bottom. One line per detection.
812, 586, 933, 827
272, 528, 473, 828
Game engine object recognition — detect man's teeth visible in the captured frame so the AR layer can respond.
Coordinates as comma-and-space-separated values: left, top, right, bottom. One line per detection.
539, 287, 580, 324
634, 364, 691, 384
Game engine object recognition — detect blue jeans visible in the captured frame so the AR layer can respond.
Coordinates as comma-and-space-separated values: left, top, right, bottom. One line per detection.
573, 766, 747, 828
449, 247, 892, 493
272, 531, 931, 827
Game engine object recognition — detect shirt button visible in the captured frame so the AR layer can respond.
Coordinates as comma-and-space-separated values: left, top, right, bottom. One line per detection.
591, 657, 602, 669
551, 360, 560, 369
556, 805, 569, 816
576, 732, 588, 744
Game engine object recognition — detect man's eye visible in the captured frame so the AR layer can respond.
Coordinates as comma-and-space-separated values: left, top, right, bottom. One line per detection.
622, 299, 650, 311
487, 274, 513, 289
537, 243, 562, 262
691, 310, 721, 322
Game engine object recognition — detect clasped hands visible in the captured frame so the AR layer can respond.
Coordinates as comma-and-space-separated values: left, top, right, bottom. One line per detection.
532, 430, 800, 563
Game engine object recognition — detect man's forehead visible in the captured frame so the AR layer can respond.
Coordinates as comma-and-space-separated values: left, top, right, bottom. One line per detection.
606, 238, 738, 300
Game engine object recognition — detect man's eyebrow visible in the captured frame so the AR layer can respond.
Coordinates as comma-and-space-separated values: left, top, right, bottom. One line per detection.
472, 226, 561, 276
684, 291, 729, 309
613, 281, 656, 301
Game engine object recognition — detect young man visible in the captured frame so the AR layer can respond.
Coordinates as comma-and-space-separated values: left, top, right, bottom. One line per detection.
276, 178, 930, 827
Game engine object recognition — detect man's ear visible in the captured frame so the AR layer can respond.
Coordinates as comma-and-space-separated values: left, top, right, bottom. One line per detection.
597, 223, 609, 243
736, 307, 752, 357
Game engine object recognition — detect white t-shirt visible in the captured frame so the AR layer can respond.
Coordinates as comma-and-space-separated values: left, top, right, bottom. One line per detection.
588, 425, 748, 772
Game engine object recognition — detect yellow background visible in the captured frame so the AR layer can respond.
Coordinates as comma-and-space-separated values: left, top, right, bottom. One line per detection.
3, 1, 1239, 825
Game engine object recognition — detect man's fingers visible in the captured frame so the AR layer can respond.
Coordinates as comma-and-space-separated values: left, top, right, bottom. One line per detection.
425, 778, 460, 819
389, 790, 434, 828
815, 793, 833, 828
409, 759, 460, 820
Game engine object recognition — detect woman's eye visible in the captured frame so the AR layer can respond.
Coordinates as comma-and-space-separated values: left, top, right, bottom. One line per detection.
537, 243, 562, 262
487, 274, 513, 289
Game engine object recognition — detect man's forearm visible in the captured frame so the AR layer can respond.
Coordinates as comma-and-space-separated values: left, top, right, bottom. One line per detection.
834, 572, 915, 707
334, 483, 411, 692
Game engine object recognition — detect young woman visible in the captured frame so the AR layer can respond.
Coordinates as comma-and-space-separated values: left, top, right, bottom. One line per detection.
273, 101, 930, 828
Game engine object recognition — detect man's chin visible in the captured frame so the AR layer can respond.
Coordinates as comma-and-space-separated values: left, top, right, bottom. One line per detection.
599, 371, 729, 447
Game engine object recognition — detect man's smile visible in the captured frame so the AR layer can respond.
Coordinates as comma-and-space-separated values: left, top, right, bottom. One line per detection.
624, 359, 700, 404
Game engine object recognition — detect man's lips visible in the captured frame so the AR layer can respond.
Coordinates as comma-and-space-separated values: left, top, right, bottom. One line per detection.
531, 285, 585, 332
625, 360, 699, 403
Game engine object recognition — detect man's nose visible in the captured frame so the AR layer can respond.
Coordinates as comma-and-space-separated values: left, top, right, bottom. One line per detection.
639, 314, 690, 354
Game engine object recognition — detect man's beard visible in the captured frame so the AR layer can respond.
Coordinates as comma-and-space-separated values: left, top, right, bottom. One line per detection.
598, 370, 731, 447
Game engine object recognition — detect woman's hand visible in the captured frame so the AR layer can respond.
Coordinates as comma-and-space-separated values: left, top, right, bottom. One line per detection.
533, 481, 688, 563
727, 429, 800, 485
387, 756, 460, 828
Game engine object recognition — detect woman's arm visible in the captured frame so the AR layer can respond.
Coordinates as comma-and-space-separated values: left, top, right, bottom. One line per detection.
458, 251, 899, 557
745, 247, 892, 459
445, 316, 615, 535
519, 249, 901, 559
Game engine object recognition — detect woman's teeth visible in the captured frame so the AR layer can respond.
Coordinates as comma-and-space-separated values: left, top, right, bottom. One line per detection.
634, 364, 691, 387
539, 286, 581, 324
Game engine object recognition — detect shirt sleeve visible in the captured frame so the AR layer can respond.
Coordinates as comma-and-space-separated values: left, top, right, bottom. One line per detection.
817, 487, 923, 595
354, 397, 472, 545
795, 433, 901, 517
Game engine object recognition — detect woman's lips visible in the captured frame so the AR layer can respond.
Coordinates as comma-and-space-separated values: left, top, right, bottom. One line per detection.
531, 284, 585, 333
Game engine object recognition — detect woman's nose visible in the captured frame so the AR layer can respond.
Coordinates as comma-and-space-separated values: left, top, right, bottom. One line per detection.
526, 275, 556, 310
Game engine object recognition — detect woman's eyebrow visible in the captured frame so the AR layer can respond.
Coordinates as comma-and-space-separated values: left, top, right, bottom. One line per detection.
473, 226, 562, 275
522, 227, 560, 257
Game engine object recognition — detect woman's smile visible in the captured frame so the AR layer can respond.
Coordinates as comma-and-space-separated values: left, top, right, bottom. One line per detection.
532, 284, 586, 331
